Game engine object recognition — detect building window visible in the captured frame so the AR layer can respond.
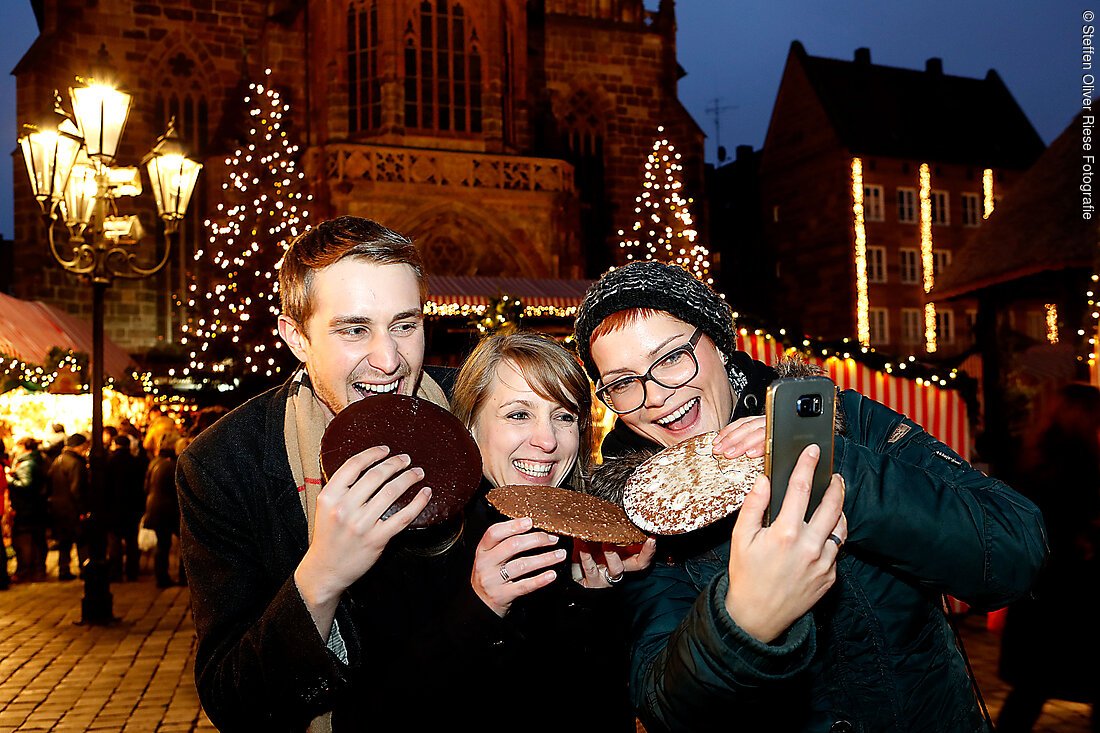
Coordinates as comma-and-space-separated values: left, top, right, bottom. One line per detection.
965, 309, 977, 341
901, 308, 922, 344
933, 249, 952, 278
960, 192, 981, 227
936, 309, 955, 344
930, 190, 949, 225
866, 246, 886, 283
899, 248, 920, 284
869, 307, 889, 345
348, 1, 381, 132
404, 0, 482, 134
897, 187, 917, 223
863, 185, 884, 221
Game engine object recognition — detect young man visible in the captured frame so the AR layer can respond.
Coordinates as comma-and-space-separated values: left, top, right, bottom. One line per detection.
179, 217, 461, 731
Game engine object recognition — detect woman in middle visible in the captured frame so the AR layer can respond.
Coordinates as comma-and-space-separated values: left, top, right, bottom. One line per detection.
450, 330, 655, 732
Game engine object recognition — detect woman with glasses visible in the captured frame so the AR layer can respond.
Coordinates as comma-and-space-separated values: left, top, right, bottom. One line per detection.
574, 261, 1048, 733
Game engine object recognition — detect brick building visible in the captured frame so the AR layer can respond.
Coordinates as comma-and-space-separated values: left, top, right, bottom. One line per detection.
12, 0, 704, 354
756, 42, 1044, 359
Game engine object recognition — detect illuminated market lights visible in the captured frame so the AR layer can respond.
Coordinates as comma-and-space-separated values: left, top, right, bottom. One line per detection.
850, 158, 870, 346
620, 126, 711, 284
1044, 303, 1059, 344
918, 163, 937, 353
982, 168, 995, 219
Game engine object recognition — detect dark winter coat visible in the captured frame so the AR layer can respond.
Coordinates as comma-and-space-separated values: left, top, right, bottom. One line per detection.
179, 368, 625, 733
142, 450, 179, 534
593, 354, 1048, 733
106, 446, 146, 531
46, 447, 86, 537
9, 449, 48, 531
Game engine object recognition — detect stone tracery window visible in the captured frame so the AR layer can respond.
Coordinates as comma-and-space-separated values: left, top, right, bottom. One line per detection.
348, 0, 381, 132
404, 0, 482, 134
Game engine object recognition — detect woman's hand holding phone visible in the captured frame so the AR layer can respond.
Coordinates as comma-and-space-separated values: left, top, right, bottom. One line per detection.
724, 444, 847, 643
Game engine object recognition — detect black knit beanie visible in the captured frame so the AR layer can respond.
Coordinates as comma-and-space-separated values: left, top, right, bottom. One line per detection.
574, 261, 747, 393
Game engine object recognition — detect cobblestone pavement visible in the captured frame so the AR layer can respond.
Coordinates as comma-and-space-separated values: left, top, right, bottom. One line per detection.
0, 555, 1094, 732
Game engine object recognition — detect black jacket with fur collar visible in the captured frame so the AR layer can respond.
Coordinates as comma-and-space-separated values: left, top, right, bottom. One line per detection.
590, 353, 1047, 733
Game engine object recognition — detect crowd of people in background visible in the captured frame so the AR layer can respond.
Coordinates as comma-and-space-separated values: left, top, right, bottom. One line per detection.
0, 405, 225, 590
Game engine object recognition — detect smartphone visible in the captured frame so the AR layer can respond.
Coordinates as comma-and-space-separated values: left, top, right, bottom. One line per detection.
764, 376, 836, 525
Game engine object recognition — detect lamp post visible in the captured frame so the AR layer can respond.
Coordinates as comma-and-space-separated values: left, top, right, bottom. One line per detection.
18, 77, 201, 624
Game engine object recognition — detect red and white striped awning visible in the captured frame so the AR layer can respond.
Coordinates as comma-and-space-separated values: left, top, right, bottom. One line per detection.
0, 291, 137, 383
737, 331, 970, 460
425, 275, 594, 309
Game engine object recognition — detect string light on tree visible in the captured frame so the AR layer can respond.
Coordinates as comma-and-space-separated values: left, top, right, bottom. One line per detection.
179, 68, 311, 388
617, 126, 711, 283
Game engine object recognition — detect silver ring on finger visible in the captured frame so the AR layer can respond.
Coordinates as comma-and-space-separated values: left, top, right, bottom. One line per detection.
499, 563, 511, 582
602, 567, 624, 584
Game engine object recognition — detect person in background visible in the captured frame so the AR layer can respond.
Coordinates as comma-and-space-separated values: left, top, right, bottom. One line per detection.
42, 423, 66, 469
9, 437, 49, 582
47, 433, 88, 581
105, 433, 145, 581
574, 260, 1048, 733
143, 429, 185, 588
998, 383, 1100, 732
0, 444, 11, 590
449, 330, 656, 732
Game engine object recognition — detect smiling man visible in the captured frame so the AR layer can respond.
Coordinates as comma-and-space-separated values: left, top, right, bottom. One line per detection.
177, 217, 457, 732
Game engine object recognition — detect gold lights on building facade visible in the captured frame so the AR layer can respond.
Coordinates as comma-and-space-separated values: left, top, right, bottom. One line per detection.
850, 157, 870, 346
919, 163, 937, 353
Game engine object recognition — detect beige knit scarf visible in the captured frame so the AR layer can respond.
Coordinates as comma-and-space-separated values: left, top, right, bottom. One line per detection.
282, 367, 449, 732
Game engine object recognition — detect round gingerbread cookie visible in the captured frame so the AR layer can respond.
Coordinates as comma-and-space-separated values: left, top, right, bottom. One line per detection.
487, 484, 647, 545
320, 393, 482, 528
622, 431, 763, 535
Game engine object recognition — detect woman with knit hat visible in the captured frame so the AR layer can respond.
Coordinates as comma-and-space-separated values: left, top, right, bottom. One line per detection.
575, 260, 1048, 733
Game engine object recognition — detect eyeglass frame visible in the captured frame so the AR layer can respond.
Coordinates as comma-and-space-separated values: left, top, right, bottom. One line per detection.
595, 327, 704, 415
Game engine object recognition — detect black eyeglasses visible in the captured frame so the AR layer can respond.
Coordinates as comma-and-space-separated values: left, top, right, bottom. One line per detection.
595, 328, 703, 415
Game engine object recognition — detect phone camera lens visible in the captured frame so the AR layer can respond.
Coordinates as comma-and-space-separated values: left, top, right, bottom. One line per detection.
796, 395, 823, 417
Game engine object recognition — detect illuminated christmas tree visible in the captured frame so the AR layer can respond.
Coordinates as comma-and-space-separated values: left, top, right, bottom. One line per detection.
617, 126, 711, 283
180, 68, 310, 389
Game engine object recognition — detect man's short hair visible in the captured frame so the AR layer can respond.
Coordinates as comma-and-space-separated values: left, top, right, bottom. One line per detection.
64, 433, 87, 448
278, 216, 426, 329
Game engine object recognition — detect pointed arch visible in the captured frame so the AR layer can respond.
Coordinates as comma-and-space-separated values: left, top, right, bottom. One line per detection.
403, 0, 482, 134
393, 203, 541, 277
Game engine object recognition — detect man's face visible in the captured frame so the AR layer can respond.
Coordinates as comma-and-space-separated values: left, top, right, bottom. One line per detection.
589, 311, 734, 448
279, 258, 426, 417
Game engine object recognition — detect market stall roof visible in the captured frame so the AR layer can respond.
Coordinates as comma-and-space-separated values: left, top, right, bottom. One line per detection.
425, 274, 595, 309
932, 112, 1096, 301
0, 290, 137, 382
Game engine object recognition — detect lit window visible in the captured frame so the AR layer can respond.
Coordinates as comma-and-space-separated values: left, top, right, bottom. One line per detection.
960, 193, 981, 227
869, 307, 890, 345
404, 1, 482, 134
348, 1, 381, 132
863, 185, 884, 221
901, 308, 922, 344
930, 190, 949, 225
867, 246, 887, 283
933, 249, 952, 278
936, 309, 955, 344
899, 248, 920, 284
897, 187, 917, 223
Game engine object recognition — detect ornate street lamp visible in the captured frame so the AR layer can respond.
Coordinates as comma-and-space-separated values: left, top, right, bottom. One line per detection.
18, 76, 201, 625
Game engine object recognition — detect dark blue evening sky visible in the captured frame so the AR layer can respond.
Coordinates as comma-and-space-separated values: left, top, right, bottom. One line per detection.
0, 0, 1081, 239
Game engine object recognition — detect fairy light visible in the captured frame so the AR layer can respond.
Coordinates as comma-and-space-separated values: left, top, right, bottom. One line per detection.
851, 158, 870, 346
1042, 303, 1059, 344
179, 68, 311, 389
919, 163, 937, 353
982, 168, 994, 219
618, 126, 711, 283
